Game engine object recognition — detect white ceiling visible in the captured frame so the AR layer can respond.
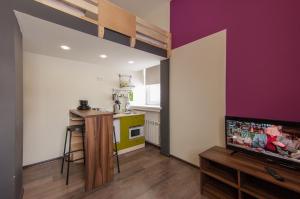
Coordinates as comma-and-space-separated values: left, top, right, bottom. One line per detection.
15, 11, 164, 71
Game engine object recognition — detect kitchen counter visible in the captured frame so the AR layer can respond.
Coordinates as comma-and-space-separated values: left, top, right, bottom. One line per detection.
70, 109, 114, 191
113, 112, 145, 119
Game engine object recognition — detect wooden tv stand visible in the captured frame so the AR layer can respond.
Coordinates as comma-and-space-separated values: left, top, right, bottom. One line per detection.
199, 146, 300, 199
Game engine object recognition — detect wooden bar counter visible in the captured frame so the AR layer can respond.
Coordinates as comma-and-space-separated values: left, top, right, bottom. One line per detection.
70, 109, 114, 191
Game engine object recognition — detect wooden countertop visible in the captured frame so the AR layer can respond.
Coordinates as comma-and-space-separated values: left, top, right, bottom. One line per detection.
70, 109, 113, 118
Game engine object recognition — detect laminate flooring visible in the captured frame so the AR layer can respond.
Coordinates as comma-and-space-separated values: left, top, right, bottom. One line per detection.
23, 145, 206, 199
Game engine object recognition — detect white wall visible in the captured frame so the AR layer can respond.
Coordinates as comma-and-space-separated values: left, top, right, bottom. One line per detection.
170, 30, 226, 166
130, 70, 146, 106
23, 52, 143, 165
146, 65, 160, 85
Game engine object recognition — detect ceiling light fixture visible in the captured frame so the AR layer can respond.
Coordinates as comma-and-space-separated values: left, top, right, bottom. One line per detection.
128, 61, 134, 64
60, 45, 71, 50
99, 54, 108, 59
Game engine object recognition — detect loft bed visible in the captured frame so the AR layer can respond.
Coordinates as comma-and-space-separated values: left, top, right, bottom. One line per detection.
33, 0, 171, 57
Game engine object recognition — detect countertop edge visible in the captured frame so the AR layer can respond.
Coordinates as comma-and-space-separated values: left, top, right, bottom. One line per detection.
113, 113, 145, 119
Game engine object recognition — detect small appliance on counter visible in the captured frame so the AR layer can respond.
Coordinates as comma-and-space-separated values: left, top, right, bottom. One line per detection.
77, 100, 91, 110
113, 100, 121, 114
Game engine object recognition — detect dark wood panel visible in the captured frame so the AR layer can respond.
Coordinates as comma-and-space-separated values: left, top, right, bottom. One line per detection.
104, 28, 131, 46
84, 114, 113, 191
15, 0, 98, 36
135, 40, 167, 57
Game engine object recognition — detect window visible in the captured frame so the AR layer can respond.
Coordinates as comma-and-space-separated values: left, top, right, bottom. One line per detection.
146, 84, 160, 105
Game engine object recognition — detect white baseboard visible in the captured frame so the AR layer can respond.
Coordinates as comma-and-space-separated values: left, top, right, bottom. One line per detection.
118, 143, 145, 155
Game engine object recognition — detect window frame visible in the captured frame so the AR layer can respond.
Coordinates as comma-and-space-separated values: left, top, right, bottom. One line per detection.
145, 84, 160, 106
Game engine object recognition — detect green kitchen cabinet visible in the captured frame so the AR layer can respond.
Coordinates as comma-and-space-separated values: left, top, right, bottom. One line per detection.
117, 114, 145, 150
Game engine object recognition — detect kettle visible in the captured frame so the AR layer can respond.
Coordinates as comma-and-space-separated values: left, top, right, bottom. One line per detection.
113, 100, 121, 114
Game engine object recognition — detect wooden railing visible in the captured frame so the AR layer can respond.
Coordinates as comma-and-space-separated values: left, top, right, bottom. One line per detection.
136, 17, 171, 56
34, 0, 171, 57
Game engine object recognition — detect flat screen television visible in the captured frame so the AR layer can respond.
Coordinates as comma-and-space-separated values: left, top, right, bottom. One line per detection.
225, 116, 300, 170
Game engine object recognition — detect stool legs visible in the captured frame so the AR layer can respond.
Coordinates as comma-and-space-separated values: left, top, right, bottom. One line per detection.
66, 131, 72, 185
113, 128, 120, 173
61, 128, 69, 174
81, 131, 85, 165
61, 125, 85, 186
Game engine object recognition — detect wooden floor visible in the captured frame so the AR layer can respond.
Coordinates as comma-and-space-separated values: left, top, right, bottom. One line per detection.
23, 145, 205, 199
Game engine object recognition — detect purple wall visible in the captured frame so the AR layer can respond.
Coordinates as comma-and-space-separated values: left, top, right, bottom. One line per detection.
171, 0, 300, 122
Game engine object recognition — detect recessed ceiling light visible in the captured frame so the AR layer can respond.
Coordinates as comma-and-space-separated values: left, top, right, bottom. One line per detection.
99, 54, 108, 59
60, 45, 71, 50
128, 61, 134, 64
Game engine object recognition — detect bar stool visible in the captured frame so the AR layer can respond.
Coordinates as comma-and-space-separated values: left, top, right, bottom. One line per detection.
113, 127, 120, 173
61, 125, 85, 185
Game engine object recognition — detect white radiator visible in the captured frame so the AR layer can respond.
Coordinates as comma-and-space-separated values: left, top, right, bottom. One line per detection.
145, 119, 160, 146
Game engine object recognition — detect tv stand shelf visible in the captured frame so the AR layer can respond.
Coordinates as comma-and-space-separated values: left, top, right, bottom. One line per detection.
199, 146, 300, 199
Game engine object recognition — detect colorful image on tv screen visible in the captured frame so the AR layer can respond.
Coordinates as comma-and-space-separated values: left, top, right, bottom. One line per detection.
226, 120, 300, 163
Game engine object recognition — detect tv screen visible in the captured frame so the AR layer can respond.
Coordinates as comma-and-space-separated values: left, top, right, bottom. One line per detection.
226, 116, 300, 169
